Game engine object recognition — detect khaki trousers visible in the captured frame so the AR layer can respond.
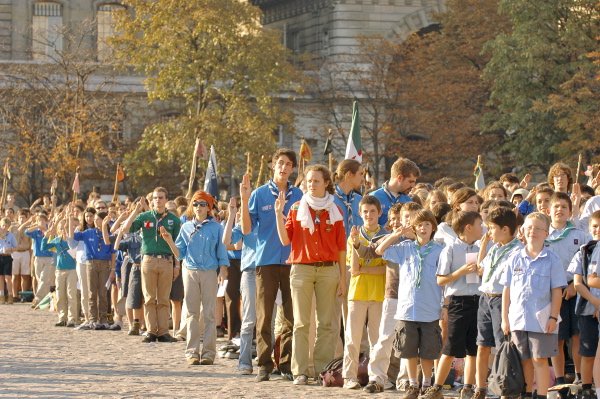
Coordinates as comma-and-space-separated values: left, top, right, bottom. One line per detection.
342, 300, 383, 380
55, 269, 78, 324
183, 268, 218, 361
87, 260, 111, 324
290, 264, 340, 377
34, 256, 55, 302
141, 256, 173, 336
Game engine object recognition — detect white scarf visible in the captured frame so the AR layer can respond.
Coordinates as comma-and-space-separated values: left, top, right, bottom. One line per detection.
296, 193, 344, 235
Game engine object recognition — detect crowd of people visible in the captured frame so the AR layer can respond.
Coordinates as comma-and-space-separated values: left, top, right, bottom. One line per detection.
2, 148, 600, 399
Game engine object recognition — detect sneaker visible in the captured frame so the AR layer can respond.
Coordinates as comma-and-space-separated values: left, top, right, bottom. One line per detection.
76, 322, 92, 331
364, 381, 385, 393
238, 367, 253, 375
187, 357, 200, 365
157, 334, 176, 343
384, 380, 396, 390
460, 386, 475, 399
224, 351, 239, 359
142, 333, 157, 343
108, 324, 122, 331
419, 385, 443, 399
293, 375, 308, 386
55, 320, 67, 327
128, 322, 140, 336
471, 389, 487, 399
199, 358, 213, 365
403, 385, 421, 399
94, 323, 108, 330
397, 380, 411, 392
175, 335, 186, 341
344, 379, 361, 390
255, 369, 270, 382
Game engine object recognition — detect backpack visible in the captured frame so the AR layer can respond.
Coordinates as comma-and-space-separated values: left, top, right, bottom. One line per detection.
319, 357, 344, 387
487, 339, 525, 397
575, 240, 598, 316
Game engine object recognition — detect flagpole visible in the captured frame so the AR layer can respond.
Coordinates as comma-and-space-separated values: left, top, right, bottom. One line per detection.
0, 158, 8, 211
575, 153, 582, 185
255, 155, 265, 188
186, 137, 200, 200
245, 152, 252, 176
72, 166, 80, 203
112, 163, 120, 204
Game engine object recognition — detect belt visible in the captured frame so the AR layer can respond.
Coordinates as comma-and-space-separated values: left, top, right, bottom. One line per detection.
484, 293, 502, 298
304, 261, 335, 267
144, 254, 172, 259
0, 254, 10, 257
451, 295, 480, 300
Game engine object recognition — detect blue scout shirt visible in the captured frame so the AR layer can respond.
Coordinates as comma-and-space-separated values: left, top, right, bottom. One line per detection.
232, 224, 258, 272
567, 244, 600, 317
500, 247, 567, 333
371, 182, 412, 226
118, 232, 142, 264
41, 237, 76, 270
0, 231, 17, 255
175, 218, 229, 271
479, 238, 523, 295
248, 181, 303, 266
437, 238, 481, 296
384, 240, 444, 322
223, 220, 242, 260
25, 229, 54, 257
73, 228, 114, 261
546, 223, 591, 281
333, 185, 363, 238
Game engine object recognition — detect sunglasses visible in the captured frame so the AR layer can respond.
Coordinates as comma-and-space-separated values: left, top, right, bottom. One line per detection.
193, 201, 209, 208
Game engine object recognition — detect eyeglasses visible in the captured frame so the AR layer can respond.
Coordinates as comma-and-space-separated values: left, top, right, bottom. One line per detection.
193, 201, 209, 208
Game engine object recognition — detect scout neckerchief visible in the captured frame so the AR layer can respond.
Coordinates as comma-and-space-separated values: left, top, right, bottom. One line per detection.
359, 225, 387, 243
545, 221, 575, 245
190, 217, 212, 240
335, 184, 356, 226
154, 210, 169, 242
414, 240, 435, 288
381, 181, 401, 204
268, 179, 293, 204
484, 237, 520, 283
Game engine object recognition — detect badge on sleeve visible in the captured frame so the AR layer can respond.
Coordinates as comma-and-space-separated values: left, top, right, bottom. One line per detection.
144, 221, 154, 229
574, 239, 579, 245
168, 220, 174, 226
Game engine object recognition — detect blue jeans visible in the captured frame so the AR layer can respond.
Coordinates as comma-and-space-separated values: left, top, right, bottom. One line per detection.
239, 269, 256, 370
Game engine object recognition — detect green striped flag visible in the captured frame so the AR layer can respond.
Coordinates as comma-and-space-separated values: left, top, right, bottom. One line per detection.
345, 101, 362, 162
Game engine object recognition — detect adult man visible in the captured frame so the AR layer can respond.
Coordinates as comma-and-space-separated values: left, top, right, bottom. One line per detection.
122, 188, 181, 343
371, 157, 420, 225
240, 148, 303, 382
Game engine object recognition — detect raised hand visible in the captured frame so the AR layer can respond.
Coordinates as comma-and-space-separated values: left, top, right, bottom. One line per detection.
274, 191, 285, 215
240, 174, 252, 202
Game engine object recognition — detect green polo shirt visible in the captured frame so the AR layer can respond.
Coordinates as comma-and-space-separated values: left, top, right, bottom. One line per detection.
130, 210, 181, 256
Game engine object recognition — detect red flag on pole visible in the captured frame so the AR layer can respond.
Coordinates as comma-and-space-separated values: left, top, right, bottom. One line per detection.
72, 172, 80, 194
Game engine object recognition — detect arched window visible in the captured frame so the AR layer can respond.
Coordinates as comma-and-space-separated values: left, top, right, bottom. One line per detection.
97, 3, 125, 62
32, 1, 63, 61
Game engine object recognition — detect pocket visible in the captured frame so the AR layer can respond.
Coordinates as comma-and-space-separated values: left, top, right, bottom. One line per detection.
532, 269, 551, 290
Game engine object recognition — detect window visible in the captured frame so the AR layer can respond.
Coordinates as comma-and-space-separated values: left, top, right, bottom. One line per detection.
97, 3, 125, 62
273, 125, 284, 146
32, 2, 63, 61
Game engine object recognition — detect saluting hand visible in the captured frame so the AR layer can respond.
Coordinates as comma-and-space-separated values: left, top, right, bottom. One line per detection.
350, 225, 360, 246
159, 226, 172, 242
240, 174, 251, 202
274, 191, 285, 215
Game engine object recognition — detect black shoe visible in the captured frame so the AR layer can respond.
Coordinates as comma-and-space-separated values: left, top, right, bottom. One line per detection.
66, 322, 76, 328
255, 369, 270, 382
142, 333, 157, 343
581, 389, 597, 399
55, 321, 67, 327
108, 324, 122, 331
157, 334, 176, 343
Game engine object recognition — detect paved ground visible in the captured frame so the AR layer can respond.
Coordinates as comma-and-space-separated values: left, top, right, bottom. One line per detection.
0, 304, 460, 398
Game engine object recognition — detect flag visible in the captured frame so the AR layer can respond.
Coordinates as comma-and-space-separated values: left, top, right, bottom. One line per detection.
3, 159, 10, 180
204, 145, 218, 198
299, 138, 312, 161
116, 163, 125, 182
474, 159, 485, 191
50, 175, 58, 195
323, 132, 333, 156
72, 172, 80, 194
345, 101, 362, 162
195, 139, 207, 160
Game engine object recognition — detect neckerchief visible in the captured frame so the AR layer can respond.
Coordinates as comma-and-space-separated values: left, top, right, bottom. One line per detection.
359, 225, 387, 243
153, 210, 169, 242
484, 238, 520, 283
415, 240, 435, 288
335, 184, 356, 226
268, 179, 293, 204
190, 217, 212, 240
382, 182, 401, 204
545, 221, 575, 244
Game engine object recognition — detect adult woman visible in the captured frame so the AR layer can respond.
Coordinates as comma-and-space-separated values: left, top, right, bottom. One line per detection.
434, 187, 479, 244
274, 164, 347, 385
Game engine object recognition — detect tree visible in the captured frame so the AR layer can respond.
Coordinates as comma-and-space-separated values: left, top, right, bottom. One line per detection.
386, 0, 510, 180
0, 23, 128, 203
113, 0, 301, 193
483, 0, 599, 166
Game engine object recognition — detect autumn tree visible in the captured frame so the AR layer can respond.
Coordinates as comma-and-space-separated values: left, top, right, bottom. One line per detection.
387, 0, 510, 181
113, 0, 301, 192
0, 23, 128, 203
483, 0, 599, 166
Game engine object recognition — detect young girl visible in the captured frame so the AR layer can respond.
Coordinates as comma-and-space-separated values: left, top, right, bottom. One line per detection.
274, 164, 346, 386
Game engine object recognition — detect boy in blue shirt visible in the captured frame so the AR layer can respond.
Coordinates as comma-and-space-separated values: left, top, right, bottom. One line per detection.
501, 212, 566, 399
383, 209, 444, 399
420, 211, 483, 399
25, 214, 55, 307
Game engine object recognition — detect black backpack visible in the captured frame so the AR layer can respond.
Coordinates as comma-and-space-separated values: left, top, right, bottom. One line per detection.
488, 338, 525, 397
575, 240, 598, 316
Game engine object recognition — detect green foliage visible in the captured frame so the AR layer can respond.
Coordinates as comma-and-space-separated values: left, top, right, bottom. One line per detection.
113, 0, 301, 190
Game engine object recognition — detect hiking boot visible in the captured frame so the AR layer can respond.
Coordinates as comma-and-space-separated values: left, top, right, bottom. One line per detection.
128, 322, 140, 336
344, 379, 361, 390
471, 389, 486, 399
419, 385, 443, 399
364, 381, 384, 393
293, 375, 308, 385
397, 380, 411, 392
157, 334, 176, 343
403, 385, 421, 399
460, 386, 475, 399
55, 320, 67, 327
255, 369, 270, 382
142, 333, 157, 343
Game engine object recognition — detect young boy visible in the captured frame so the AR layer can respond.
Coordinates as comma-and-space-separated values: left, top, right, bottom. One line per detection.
420, 211, 484, 399
568, 210, 600, 399
25, 213, 55, 307
383, 209, 444, 399
500, 212, 566, 399
546, 192, 591, 386
473, 207, 523, 399
343, 196, 387, 389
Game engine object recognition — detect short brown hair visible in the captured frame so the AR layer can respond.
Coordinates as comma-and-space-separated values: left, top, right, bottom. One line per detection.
484, 182, 508, 201
153, 187, 168, 198
525, 212, 551, 231
401, 201, 423, 213
390, 157, 420, 179
359, 195, 381, 212
550, 191, 572, 212
548, 162, 573, 190
451, 211, 481, 235
272, 148, 297, 168
450, 187, 478, 211
499, 173, 520, 185
411, 209, 438, 238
